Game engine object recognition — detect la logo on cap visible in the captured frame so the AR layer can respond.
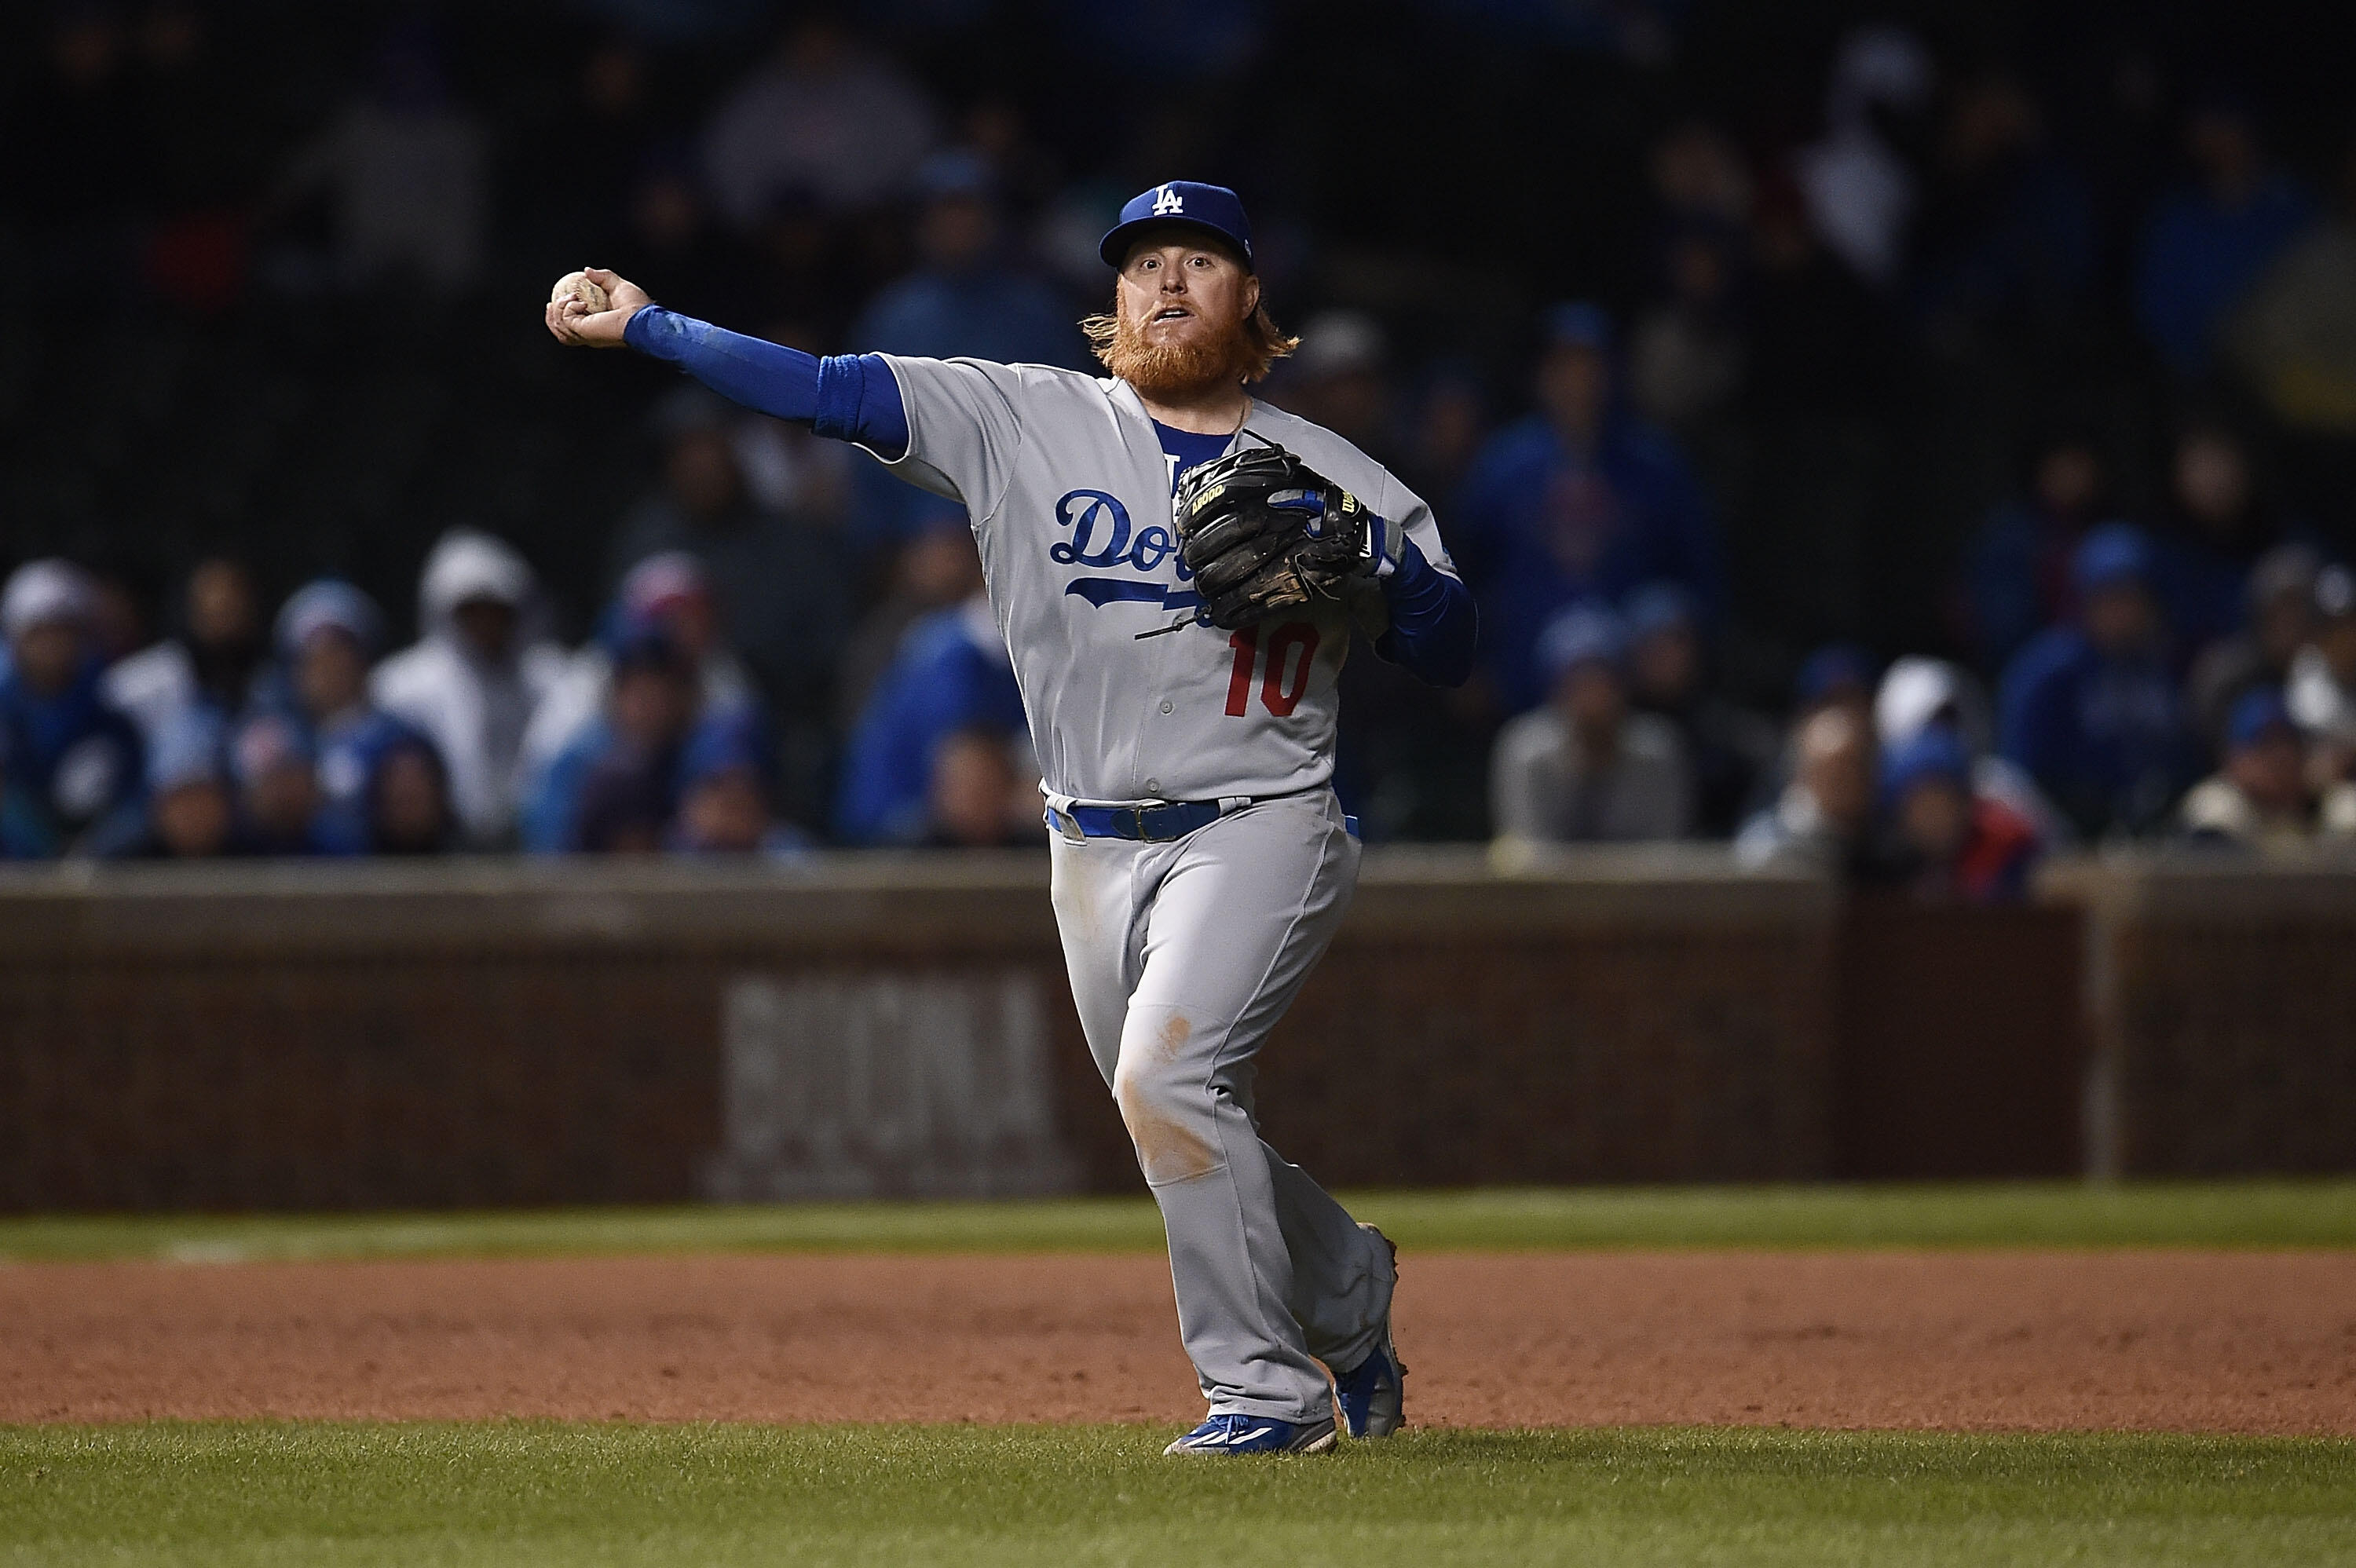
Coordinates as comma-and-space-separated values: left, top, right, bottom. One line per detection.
1152, 184, 1185, 216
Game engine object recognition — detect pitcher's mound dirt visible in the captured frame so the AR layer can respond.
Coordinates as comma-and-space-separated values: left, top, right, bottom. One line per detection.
5, 1251, 2352, 1433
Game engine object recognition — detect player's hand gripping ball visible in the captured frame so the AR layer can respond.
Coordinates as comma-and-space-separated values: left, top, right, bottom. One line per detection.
1173, 440, 1377, 630
544, 267, 649, 348
552, 270, 609, 313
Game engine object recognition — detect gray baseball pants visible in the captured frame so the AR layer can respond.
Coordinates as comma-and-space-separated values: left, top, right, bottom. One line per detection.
1048, 788, 1396, 1424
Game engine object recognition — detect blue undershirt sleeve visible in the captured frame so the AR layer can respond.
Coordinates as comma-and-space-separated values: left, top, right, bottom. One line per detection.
624, 305, 909, 458
1373, 535, 1478, 687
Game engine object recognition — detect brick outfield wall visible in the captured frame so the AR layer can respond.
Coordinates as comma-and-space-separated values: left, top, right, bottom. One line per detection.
2043, 857, 2356, 1179
0, 850, 2345, 1213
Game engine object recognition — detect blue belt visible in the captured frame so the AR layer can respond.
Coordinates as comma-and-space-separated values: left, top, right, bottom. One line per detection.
1046, 794, 1361, 843
1049, 799, 1225, 842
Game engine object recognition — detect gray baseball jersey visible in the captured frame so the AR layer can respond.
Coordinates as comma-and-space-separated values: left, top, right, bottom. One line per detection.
870, 356, 1459, 805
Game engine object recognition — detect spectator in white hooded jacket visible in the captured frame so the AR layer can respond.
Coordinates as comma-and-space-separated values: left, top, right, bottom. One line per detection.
371, 529, 565, 848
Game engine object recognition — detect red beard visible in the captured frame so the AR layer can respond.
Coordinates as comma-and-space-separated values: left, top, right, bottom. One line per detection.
1098, 310, 1256, 400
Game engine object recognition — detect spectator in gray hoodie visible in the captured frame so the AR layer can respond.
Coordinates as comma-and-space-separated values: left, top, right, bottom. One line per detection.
1491, 604, 1692, 848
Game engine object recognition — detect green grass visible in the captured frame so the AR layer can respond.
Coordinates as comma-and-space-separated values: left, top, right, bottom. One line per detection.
2, 1423, 2351, 1566
3, 1182, 2354, 1264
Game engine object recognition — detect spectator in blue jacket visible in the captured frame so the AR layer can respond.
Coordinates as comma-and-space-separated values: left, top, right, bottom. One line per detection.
231, 712, 333, 856
1453, 302, 1725, 710
836, 593, 1026, 845
1961, 430, 2107, 675
850, 149, 1086, 370
134, 708, 236, 859
0, 560, 145, 858
535, 626, 705, 853
266, 579, 417, 855
2134, 97, 2316, 379
1998, 524, 2201, 839
668, 707, 808, 855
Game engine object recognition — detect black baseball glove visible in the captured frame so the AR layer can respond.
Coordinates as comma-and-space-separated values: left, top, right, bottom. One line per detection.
1172, 437, 1384, 630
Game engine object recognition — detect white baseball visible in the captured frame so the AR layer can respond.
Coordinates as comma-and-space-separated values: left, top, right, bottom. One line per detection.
553, 270, 609, 313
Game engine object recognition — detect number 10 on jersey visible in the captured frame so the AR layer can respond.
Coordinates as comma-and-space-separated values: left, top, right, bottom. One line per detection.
1225, 623, 1319, 718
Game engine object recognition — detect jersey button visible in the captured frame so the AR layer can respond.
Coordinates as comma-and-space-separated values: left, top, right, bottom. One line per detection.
1159, 700, 1174, 714
1143, 778, 1161, 794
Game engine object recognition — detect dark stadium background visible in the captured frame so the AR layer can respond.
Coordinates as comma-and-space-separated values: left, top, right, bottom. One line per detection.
8, 0, 2351, 694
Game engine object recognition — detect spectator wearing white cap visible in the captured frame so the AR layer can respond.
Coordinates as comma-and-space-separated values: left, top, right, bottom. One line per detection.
1875, 654, 2071, 849
370, 529, 565, 848
0, 559, 147, 858
1490, 603, 1692, 851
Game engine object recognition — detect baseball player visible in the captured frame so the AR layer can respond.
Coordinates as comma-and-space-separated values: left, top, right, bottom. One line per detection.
548, 181, 1477, 1456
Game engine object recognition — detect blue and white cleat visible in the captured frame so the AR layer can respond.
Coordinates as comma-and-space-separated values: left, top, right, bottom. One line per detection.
1163, 1414, 1338, 1456
1333, 1223, 1406, 1438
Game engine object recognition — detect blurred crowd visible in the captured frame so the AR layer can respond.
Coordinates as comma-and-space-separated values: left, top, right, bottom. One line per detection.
0, 523, 1042, 857
9, 3, 2356, 886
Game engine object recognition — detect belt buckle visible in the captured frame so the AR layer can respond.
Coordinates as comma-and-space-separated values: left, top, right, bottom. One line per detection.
1118, 805, 1148, 840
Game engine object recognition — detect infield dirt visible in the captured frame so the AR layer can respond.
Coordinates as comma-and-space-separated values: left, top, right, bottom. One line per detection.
5, 1251, 2351, 1433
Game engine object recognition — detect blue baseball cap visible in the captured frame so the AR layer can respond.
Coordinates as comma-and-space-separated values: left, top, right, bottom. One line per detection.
1099, 181, 1254, 269
2072, 521, 2153, 595
2226, 686, 2297, 752
1879, 725, 1973, 807
610, 622, 690, 677
1537, 603, 1626, 679
679, 710, 772, 791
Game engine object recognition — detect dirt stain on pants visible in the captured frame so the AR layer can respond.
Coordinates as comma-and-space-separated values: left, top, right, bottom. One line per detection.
1115, 1022, 1220, 1186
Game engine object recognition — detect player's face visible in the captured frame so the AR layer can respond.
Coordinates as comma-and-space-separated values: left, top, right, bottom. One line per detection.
1116, 239, 1259, 353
